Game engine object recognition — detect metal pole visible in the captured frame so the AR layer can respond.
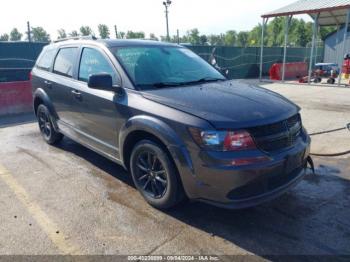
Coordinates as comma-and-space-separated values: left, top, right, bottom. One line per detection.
165, 5, 170, 41
335, 25, 340, 65
308, 13, 319, 84
114, 25, 118, 39
27, 21, 31, 42
259, 18, 266, 81
282, 16, 292, 82
314, 26, 319, 65
338, 9, 350, 86
177, 29, 180, 44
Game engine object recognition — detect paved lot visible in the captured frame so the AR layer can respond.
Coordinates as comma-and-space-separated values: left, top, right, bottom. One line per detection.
0, 82, 349, 257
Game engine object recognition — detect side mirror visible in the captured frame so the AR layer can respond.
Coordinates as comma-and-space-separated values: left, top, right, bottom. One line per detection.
88, 73, 113, 91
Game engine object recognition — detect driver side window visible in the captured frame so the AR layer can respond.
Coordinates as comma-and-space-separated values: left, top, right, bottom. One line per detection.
79, 47, 119, 84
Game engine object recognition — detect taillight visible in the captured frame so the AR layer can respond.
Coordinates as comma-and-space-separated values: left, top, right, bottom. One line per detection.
188, 128, 257, 151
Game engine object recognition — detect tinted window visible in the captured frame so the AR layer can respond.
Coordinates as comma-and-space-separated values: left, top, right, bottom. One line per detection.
53, 48, 78, 77
111, 46, 225, 89
36, 48, 57, 71
79, 48, 117, 83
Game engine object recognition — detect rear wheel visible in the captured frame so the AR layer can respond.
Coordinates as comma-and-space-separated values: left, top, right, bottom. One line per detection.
130, 140, 184, 209
37, 104, 63, 145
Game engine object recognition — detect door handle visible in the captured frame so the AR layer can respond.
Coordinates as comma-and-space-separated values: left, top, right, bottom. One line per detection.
71, 90, 82, 99
44, 80, 52, 88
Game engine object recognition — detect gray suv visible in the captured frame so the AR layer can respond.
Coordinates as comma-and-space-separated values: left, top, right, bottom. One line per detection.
31, 38, 311, 209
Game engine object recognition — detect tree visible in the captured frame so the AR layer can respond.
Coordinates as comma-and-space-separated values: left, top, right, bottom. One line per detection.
80, 26, 93, 36
199, 35, 208, 45
293, 19, 308, 47
187, 28, 200, 45
57, 29, 67, 39
118, 31, 126, 39
69, 30, 79, 37
31, 27, 50, 42
149, 33, 158, 41
0, 34, 9, 41
248, 24, 262, 47
237, 31, 249, 47
98, 24, 110, 39
224, 30, 237, 46
268, 17, 284, 46
207, 34, 224, 46
10, 28, 22, 41
126, 31, 145, 39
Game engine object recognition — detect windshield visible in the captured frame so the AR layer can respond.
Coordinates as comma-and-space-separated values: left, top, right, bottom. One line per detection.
110, 46, 225, 89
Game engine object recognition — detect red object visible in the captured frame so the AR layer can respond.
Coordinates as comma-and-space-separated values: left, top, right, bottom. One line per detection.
269, 62, 308, 81
342, 59, 350, 74
0, 81, 33, 116
223, 130, 256, 151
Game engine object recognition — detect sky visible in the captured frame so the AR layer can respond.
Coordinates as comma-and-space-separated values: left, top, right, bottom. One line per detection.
1, 0, 310, 39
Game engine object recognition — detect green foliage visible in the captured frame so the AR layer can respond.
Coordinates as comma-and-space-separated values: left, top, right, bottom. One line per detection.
31, 27, 50, 42
149, 33, 159, 41
80, 26, 93, 36
10, 28, 22, 41
98, 24, 110, 39
57, 29, 67, 39
224, 30, 237, 46
0, 33, 9, 41
69, 30, 79, 37
237, 31, 249, 47
126, 31, 145, 39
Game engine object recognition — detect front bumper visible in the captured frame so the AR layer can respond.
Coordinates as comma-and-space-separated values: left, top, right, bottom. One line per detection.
183, 136, 310, 209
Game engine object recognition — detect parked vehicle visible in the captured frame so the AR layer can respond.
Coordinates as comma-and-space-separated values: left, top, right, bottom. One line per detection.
31, 38, 311, 209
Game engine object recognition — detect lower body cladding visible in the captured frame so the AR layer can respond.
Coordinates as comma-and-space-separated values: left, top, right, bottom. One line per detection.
174, 137, 311, 209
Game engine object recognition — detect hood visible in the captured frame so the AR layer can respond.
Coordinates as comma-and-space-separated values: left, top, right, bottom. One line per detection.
141, 80, 300, 129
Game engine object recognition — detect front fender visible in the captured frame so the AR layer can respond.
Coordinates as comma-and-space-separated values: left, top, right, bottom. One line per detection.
119, 115, 198, 199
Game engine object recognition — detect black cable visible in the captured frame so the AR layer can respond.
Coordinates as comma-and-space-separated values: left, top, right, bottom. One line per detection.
309, 127, 347, 136
310, 151, 350, 157
309, 123, 350, 157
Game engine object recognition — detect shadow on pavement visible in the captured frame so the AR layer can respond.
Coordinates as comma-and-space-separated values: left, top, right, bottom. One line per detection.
0, 113, 35, 128
55, 137, 350, 257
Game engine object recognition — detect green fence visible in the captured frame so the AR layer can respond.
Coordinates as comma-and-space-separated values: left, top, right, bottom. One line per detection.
0, 42, 47, 82
188, 46, 324, 79
0, 42, 323, 82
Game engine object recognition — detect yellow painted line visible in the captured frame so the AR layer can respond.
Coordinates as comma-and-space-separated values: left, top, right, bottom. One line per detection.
0, 164, 80, 255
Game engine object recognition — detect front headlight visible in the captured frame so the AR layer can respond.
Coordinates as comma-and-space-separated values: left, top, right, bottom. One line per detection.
188, 127, 257, 151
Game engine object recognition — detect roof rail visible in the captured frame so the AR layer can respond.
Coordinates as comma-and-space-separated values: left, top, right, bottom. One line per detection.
53, 35, 97, 43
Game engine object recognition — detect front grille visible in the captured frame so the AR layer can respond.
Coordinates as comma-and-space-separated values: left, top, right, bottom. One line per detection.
248, 114, 302, 152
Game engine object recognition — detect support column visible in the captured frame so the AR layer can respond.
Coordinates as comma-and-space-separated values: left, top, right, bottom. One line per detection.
259, 18, 267, 81
308, 13, 320, 84
338, 9, 350, 86
282, 16, 292, 82
335, 25, 340, 65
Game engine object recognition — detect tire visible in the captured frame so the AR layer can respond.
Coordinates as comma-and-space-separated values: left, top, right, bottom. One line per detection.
130, 139, 185, 209
37, 104, 63, 145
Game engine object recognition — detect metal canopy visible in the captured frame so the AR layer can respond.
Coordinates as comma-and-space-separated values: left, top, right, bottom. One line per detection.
260, 0, 350, 85
262, 0, 350, 26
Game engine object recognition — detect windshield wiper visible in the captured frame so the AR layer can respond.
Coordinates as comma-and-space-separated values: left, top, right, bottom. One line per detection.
137, 82, 183, 89
137, 77, 226, 89
178, 77, 226, 86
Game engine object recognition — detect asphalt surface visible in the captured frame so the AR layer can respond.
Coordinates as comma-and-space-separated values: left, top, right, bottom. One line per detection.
0, 83, 349, 258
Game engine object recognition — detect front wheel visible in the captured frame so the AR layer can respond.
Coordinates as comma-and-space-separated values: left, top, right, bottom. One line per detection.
37, 104, 63, 145
130, 140, 185, 209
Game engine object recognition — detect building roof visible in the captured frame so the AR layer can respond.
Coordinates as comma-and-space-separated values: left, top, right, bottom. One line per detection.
262, 0, 350, 26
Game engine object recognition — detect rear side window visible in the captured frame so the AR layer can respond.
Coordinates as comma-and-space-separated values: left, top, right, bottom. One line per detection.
36, 48, 57, 71
78, 47, 118, 83
53, 47, 78, 77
